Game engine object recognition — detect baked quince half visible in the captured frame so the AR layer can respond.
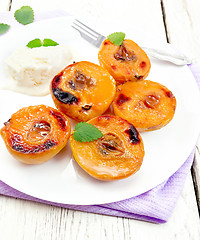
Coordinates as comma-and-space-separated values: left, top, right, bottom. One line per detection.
50, 61, 116, 122
98, 38, 151, 84
70, 115, 144, 181
113, 80, 176, 131
0, 105, 71, 164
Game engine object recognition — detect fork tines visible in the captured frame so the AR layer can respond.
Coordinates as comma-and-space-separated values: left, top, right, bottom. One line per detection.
72, 19, 100, 40
72, 19, 106, 47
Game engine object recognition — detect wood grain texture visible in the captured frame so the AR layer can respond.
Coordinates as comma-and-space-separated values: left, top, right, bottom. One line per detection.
10, 0, 166, 39
192, 144, 200, 211
162, 0, 200, 65
163, 0, 200, 212
0, 0, 200, 239
0, 0, 11, 11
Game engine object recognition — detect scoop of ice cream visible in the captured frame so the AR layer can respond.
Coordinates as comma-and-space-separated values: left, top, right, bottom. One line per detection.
5, 45, 74, 96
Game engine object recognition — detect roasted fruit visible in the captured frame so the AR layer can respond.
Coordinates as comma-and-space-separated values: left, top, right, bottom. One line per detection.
113, 80, 176, 131
50, 61, 116, 122
0, 105, 71, 164
70, 115, 144, 181
98, 39, 151, 84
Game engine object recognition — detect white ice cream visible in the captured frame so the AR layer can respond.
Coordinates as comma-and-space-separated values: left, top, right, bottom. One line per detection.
5, 45, 74, 96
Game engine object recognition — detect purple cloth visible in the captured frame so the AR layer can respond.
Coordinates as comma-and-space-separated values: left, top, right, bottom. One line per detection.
0, 11, 199, 224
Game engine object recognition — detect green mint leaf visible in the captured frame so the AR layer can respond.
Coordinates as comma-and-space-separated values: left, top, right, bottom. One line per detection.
26, 38, 59, 48
0, 23, 10, 35
43, 39, 59, 47
73, 122, 103, 143
14, 6, 34, 25
107, 32, 125, 46
26, 38, 42, 48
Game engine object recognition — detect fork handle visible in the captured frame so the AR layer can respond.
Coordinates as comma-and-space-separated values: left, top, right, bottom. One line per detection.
142, 46, 192, 65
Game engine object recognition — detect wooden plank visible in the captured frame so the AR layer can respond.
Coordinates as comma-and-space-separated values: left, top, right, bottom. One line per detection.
0, 0, 199, 239
162, 0, 200, 65
192, 142, 200, 211
0, 0, 11, 11
162, 0, 200, 210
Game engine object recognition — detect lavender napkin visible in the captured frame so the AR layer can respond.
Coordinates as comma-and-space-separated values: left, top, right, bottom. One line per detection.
0, 11, 199, 224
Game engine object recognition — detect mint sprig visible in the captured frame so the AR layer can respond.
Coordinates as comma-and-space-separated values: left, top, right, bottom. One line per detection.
14, 6, 34, 25
73, 122, 103, 143
43, 39, 59, 47
27, 38, 59, 48
107, 32, 125, 46
27, 38, 42, 48
0, 23, 10, 35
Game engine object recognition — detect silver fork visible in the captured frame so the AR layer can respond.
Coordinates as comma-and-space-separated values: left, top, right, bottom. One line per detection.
72, 19, 106, 48
72, 19, 192, 65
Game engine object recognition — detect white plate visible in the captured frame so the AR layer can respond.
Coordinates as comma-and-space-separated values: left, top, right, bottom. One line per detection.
0, 16, 200, 205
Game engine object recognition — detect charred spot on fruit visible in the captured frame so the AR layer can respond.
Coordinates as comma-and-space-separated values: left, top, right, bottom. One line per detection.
10, 134, 57, 153
53, 87, 78, 105
111, 65, 117, 70
116, 94, 131, 106
68, 70, 95, 90
4, 118, 11, 126
82, 105, 92, 111
54, 74, 61, 83
51, 73, 62, 89
161, 88, 174, 99
135, 75, 143, 80
97, 133, 124, 156
114, 43, 137, 62
43, 140, 57, 150
50, 110, 66, 130
125, 125, 140, 144
140, 61, 146, 69
143, 94, 160, 109
166, 91, 174, 98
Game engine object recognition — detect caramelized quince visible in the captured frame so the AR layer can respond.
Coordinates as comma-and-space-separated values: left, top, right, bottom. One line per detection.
113, 80, 176, 131
50, 61, 116, 122
0, 105, 71, 164
70, 115, 144, 181
98, 39, 151, 84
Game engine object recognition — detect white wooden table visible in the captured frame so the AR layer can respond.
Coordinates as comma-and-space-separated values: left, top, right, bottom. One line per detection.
0, 0, 200, 239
